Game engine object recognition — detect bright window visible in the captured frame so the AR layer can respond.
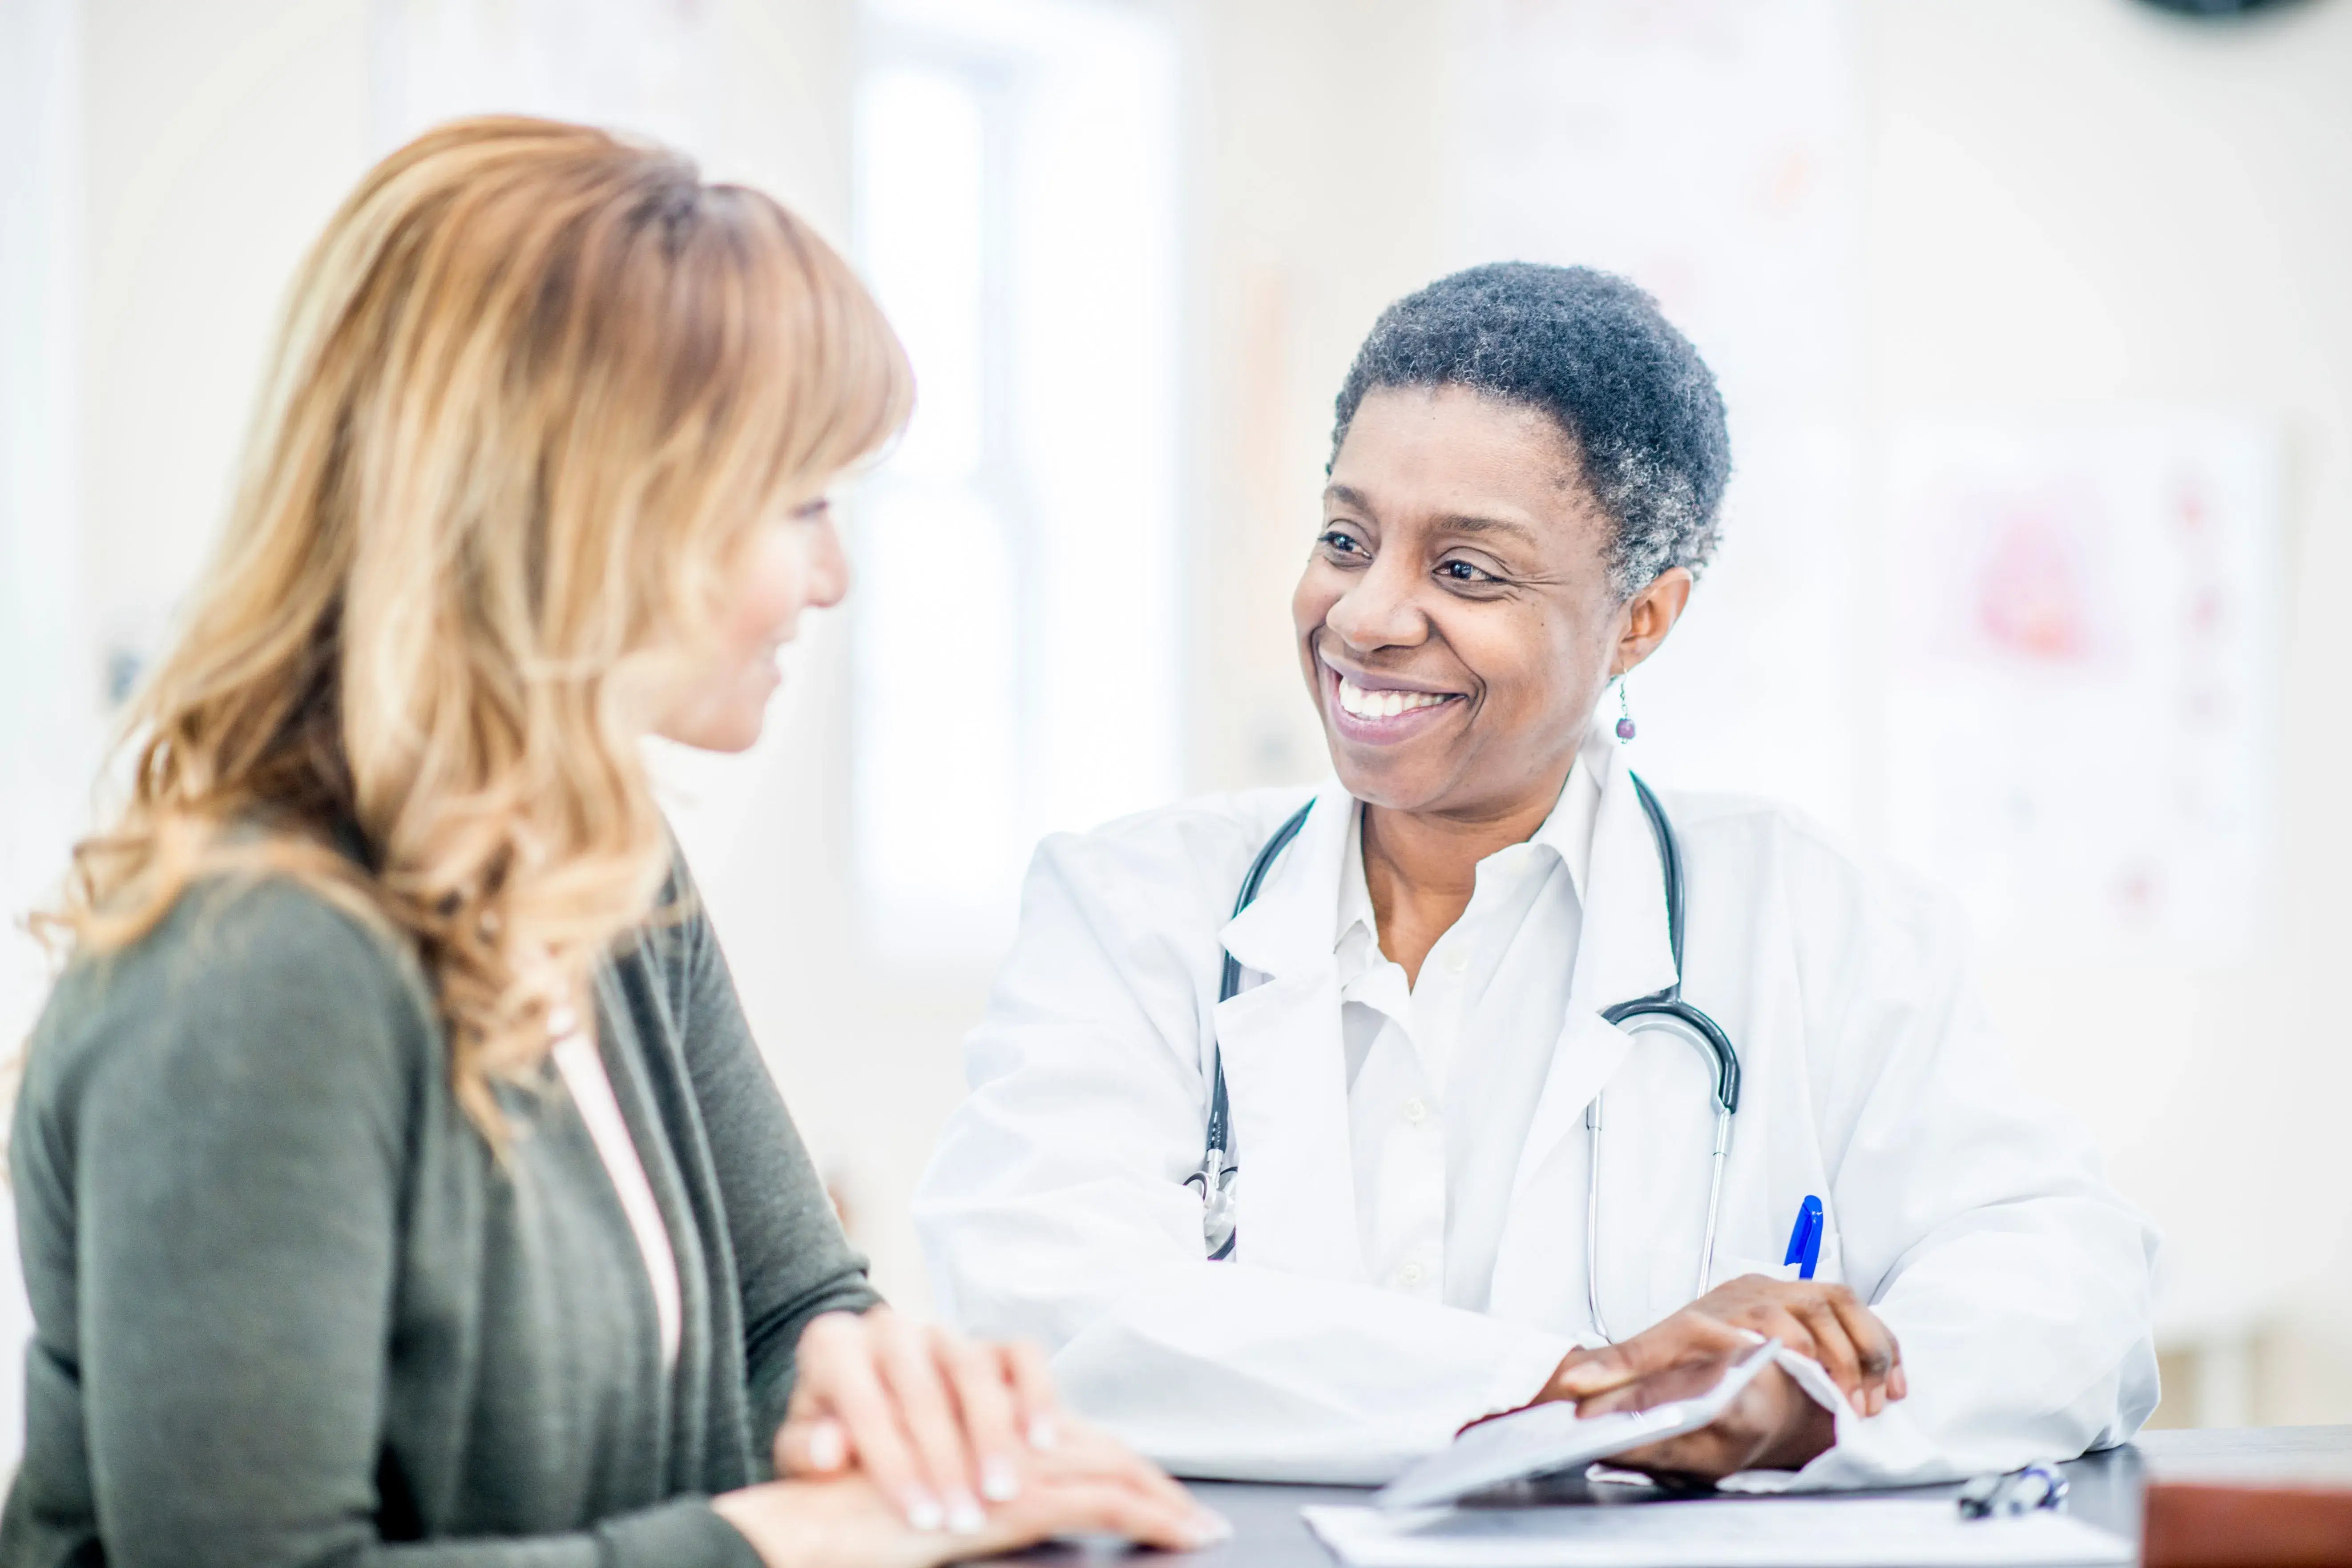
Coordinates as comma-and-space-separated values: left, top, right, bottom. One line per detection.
851, 0, 1182, 959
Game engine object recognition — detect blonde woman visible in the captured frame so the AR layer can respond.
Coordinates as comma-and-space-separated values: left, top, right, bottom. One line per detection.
4, 119, 1218, 1568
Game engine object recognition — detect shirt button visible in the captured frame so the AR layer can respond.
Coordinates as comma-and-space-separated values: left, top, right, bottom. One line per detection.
1401, 1097, 1429, 1125
1444, 951, 1469, 976
1397, 1262, 1427, 1287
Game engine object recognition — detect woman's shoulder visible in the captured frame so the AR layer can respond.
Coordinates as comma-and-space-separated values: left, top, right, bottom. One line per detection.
25, 872, 438, 1124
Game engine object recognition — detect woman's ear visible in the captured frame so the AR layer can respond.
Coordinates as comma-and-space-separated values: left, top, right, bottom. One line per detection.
1611, 567, 1694, 677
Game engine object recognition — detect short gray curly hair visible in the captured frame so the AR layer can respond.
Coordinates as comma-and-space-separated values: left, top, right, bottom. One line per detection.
1332, 263, 1732, 599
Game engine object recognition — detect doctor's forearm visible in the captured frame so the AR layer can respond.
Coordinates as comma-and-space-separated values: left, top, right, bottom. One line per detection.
1034, 1269, 1575, 1483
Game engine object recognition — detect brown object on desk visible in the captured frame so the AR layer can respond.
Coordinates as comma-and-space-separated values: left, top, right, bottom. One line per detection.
2142, 1479, 2352, 1567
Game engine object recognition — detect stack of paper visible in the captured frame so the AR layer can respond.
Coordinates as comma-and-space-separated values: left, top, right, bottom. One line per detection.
1301, 1497, 2133, 1568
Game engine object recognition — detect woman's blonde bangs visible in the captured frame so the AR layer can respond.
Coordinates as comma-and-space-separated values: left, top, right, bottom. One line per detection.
735, 188, 915, 506
35, 117, 911, 1143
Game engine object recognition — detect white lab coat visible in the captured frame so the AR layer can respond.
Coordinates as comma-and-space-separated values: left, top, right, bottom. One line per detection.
913, 739, 2161, 1486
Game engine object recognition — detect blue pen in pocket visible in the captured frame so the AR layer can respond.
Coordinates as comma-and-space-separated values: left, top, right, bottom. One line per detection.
1783, 1194, 1824, 1280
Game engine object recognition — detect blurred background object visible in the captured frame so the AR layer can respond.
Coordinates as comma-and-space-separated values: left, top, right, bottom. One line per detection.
3, 0, 2349, 1468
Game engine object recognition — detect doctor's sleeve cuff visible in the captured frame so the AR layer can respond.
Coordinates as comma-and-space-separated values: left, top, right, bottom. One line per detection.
1715, 1347, 1963, 1494
1478, 1330, 1582, 1421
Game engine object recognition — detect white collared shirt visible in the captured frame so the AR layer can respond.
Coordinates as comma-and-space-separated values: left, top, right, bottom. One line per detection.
1335, 764, 1602, 1307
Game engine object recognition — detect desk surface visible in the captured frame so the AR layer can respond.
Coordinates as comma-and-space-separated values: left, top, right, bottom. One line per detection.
1008, 1426, 2352, 1568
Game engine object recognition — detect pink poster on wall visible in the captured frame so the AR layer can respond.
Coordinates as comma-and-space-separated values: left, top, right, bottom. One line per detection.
1886, 414, 2279, 956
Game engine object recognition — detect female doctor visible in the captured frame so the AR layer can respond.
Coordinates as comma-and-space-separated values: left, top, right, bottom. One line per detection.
914, 264, 2159, 1488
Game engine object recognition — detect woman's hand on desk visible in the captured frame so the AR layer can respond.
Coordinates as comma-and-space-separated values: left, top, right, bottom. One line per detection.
716, 1424, 1228, 1568
1520, 1276, 1906, 1482
770, 1307, 1214, 1548
775, 1307, 1061, 1528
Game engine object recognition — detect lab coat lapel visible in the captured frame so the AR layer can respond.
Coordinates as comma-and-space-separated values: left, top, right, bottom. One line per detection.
1213, 783, 1366, 1283
1493, 741, 1682, 1300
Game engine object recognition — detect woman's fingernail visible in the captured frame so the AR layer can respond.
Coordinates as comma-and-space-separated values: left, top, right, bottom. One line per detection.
946, 1495, 985, 1535
1850, 1388, 1869, 1414
1028, 1416, 1060, 1451
905, 1493, 945, 1532
1187, 1509, 1234, 1547
807, 1421, 846, 1471
981, 1459, 1021, 1502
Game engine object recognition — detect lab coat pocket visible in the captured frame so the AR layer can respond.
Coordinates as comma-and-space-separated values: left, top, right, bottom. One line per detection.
1708, 1254, 1800, 1291
1706, 1233, 1845, 1294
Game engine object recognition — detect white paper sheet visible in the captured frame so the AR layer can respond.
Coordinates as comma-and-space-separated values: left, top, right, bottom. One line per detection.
1302, 1497, 2133, 1568
1374, 1341, 1782, 1511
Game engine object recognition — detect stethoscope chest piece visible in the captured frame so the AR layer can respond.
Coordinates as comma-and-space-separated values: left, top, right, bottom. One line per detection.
1186, 1137, 1239, 1259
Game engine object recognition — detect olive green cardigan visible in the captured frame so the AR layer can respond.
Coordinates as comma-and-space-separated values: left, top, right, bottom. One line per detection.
3, 861, 880, 1567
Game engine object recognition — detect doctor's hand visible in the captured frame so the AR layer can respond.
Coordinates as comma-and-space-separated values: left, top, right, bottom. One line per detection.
1539, 1275, 1906, 1420
1559, 1342, 1837, 1484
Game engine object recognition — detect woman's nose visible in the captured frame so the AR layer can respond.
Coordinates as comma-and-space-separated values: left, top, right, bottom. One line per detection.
807, 517, 851, 609
1323, 555, 1426, 653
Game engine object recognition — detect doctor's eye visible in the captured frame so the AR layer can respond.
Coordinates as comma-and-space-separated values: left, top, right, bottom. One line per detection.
1317, 528, 1371, 561
1436, 557, 1502, 586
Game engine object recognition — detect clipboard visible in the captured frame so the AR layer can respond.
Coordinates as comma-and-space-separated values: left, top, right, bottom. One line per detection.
1374, 1338, 1783, 1512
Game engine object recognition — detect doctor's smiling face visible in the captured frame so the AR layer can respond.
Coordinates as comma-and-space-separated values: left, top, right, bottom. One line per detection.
1296, 383, 1692, 823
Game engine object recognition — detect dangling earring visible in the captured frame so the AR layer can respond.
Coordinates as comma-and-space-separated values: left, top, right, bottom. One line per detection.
1615, 677, 1636, 742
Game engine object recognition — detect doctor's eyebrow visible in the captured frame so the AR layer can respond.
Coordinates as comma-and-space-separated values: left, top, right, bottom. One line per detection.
1323, 485, 1540, 545
1432, 513, 1540, 544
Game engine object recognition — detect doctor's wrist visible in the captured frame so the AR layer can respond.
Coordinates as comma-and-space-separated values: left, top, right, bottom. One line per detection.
1751, 1364, 1838, 1471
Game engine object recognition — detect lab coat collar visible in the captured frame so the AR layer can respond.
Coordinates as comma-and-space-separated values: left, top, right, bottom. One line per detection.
1210, 781, 1362, 1279
1218, 778, 1356, 984
1568, 729, 1681, 1014
1494, 732, 1685, 1291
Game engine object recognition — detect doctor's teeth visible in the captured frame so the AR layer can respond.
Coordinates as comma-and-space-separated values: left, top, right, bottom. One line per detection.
1338, 677, 1450, 719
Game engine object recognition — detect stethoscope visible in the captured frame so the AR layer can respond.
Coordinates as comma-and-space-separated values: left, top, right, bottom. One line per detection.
1188, 774, 1743, 1343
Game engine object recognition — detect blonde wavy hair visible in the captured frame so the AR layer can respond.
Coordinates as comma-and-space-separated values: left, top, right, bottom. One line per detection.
37, 117, 911, 1137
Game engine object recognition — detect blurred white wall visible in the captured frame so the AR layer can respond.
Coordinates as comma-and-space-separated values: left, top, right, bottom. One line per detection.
0, 0, 89, 1478
2, 0, 89, 1045
3, 0, 2350, 1447
1857, 0, 2352, 1422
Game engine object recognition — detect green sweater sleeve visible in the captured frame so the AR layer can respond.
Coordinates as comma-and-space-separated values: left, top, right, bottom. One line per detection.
19, 885, 761, 1568
667, 878, 884, 1459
